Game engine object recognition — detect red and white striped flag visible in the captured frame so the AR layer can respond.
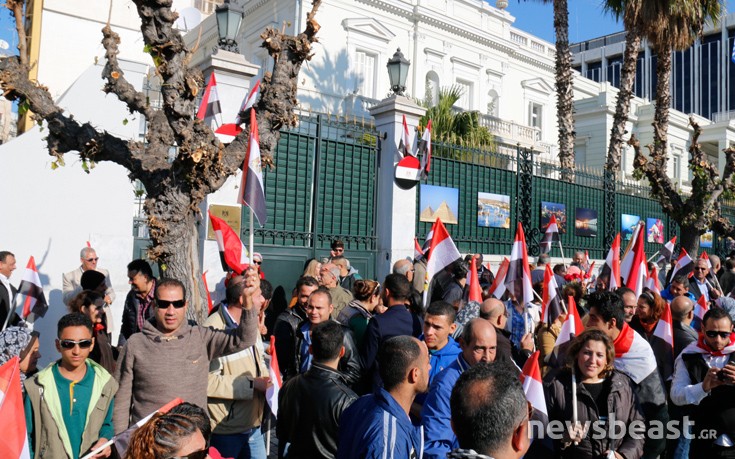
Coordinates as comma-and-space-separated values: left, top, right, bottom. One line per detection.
657, 236, 677, 264
541, 264, 563, 325
545, 296, 584, 368
414, 238, 424, 261
505, 222, 534, 306
668, 249, 694, 282
694, 294, 709, 322
0, 357, 30, 458
196, 72, 222, 127
236, 79, 260, 124
208, 211, 250, 274
701, 251, 712, 270
419, 120, 432, 179
489, 258, 509, 299
539, 214, 560, 255
422, 225, 434, 255
398, 114, 414, 158
652, 302, 675, 380
621, 225, 648, 297
424, 218, 461, 303
266, 335, 283, 417
13, 256, 48, 328
600, 234, 621, 291
238, 109, 268, 226
467, 257, 483, 303
112, 398, 183, 458
520, 351, 548, 423
646, 265, 662, 295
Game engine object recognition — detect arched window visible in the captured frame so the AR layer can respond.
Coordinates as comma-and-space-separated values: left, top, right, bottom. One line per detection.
487, 89, 499, 117
425, 71, 440, 106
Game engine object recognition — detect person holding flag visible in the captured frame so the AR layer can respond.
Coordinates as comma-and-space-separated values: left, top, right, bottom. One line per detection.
544, 329, 644, 459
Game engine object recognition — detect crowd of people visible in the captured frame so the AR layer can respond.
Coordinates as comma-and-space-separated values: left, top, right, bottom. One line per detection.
1, 241, 735, 459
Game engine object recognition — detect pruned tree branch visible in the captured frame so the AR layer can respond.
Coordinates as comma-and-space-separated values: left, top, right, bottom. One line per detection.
6, 0, 27, 66
629, 133, 683, 212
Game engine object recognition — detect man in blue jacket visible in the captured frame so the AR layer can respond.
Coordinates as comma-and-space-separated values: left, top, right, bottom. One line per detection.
337, 335, 430, 459
421, 318, 497, 459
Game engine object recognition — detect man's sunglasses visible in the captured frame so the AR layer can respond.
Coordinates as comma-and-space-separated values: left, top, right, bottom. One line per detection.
253, 261, 262, 265
705, 330, 732, 339
59, 339, 93, 350
156, 299, 186, 309
168, 449, 208, 459
85, 257, 99, 262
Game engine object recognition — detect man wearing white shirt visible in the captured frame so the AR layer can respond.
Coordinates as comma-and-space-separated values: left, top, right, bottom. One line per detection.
62, 247, 116, 334
671, 307, 735, 458
0, 251, 18, 330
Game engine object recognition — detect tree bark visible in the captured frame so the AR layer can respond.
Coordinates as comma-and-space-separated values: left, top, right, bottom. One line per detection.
679, 223, 700, 256
553, 0, 575, 181
605, 29, 641, 175
652, 46, 672, 162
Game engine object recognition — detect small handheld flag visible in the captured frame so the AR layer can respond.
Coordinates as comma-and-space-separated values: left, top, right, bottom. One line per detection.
12, 256, 48, 330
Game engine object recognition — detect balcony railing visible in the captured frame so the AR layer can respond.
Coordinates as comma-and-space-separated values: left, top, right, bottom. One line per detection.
479, 114, 541, 147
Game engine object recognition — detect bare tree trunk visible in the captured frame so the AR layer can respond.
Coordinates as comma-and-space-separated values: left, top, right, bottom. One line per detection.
606, 30, 641, 174
553, 0, 575, 181
652, 47, 672, 162
679, 223, 700, 256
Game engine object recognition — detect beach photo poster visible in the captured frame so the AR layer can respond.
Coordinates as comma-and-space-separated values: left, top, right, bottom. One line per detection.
477, 192, 510, 228
621, 214, 640, 241
420, 184, 460, 224
541, 201, 567, 234
575, 208, 598, 237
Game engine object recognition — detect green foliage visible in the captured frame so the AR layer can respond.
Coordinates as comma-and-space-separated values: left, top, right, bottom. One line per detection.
17, 99, 29, 117
418, 85, 495, 150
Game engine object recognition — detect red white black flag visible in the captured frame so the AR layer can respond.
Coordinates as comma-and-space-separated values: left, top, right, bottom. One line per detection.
12, 256, 47, 329
621, 223, 648, 298
418, 120, 432, 179
539, 214, 560, 255
657, 236, 677, 264
398, 114, 414, 158
196, 72, 222, 127
541, 264, 563, 325
600, 233, 621, 291
505, 222, 534, 306
238, 109, 268, 226
208, 211, 249, 274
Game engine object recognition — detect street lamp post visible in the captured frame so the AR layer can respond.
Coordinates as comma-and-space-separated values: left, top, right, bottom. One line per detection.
386, 48, 410, 96
215, 0, 244, 53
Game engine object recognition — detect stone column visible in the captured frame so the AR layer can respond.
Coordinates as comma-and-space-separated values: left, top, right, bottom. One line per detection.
369, 95, 427, 281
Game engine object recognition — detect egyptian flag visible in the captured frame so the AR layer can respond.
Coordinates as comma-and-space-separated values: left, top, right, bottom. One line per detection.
584, 261, 595, 280
424, 218, 461, 303
521, 351, 548, 425
600, 234, 621, 291
505, 222, 534, 306
0, 357, 30, 458
620, 226, 648, 297
398, 114, 414, 158
467, 257, 483, 303
657, 236, 677, 264
668, 249, 694, 282
196, 72, 222, 126
419, 120, 432, 179
236, 79, 260, 124
214, 123, 242, 144
422, 225, 434, 255
208, 211, 249, 274
681, 332, 735, 358
414, 238, 424, 261
238, 109, 268, 226
266, 335, 283, 417
646, 264, 662, 295
113, 398, 183, 458
545, 296, 583, 368
539, 215, 560, 255
612, 322, 658, 385
651, 302, 675, 380
12, 257, 48, 328
692, 295, 709, 332
541, 264, 563, 325
489, 258, 510, 299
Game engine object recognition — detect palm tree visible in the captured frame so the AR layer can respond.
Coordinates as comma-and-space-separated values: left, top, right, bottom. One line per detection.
551, 0, 575, 181
418, 85, 494, 149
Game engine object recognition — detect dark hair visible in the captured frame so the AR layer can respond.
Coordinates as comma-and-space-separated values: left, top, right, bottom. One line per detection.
226, 280, 246, 305
537, 254, 550, 265
553, 264, 566, 276
311, 287, 332, 305
638, 288, 666, 322
57, 313, 93, 337
127, 259, 154, 280
703, 307, 734, 327
331, 240, 344, 250
450, 260, 468, 281
296, 276, 319, 290
378, 336, 421, 391
587, 290, 625, 330
407, 289, 425, 318
352, 279, 380, 301
566, 329, 615, 378
426, 301, 457, 323
562, 281, 584, 304
80, 270, 106, 291
124, 411, 204, 459
167, 402, 211, 441
68, 290, 104, 314
260, 279, 273, 301
311, 321, 344, 362
671, 275, 690, 289
614, 286, 635, 299
156, 278, 187, 300
0, 251, 13, 263
450, 362, 526, 455
383, 273, 411, 301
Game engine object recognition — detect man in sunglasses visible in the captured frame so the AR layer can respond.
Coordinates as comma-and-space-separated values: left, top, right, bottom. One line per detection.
24, 313, 118, 459
62, 247, 116, 333
690, 258, 718, 305
113, 273, 260, 433
671, 307, 735, 458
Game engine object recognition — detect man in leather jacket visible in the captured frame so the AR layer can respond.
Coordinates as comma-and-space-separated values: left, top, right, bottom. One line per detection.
278, 320, 357, 458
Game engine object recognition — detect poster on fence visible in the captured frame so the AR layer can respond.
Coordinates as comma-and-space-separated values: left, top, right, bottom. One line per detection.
541, 201, 567, 234
575, 208, 597, 237
477, 192, 510, 228
420, 185, 459, 224
621, 214, 640, 241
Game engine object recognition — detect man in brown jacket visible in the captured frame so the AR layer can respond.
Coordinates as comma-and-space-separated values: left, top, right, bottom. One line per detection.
113, 273, 260, 432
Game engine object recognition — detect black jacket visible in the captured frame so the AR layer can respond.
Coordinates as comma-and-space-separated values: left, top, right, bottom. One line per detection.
274, 305, 308, 381
0, 282, 18, 329
120, 283, 156, 344
672, 320, 698, 358
293, 319, 363, 388
495, 327, 530, 370
277, 363, 357, 459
